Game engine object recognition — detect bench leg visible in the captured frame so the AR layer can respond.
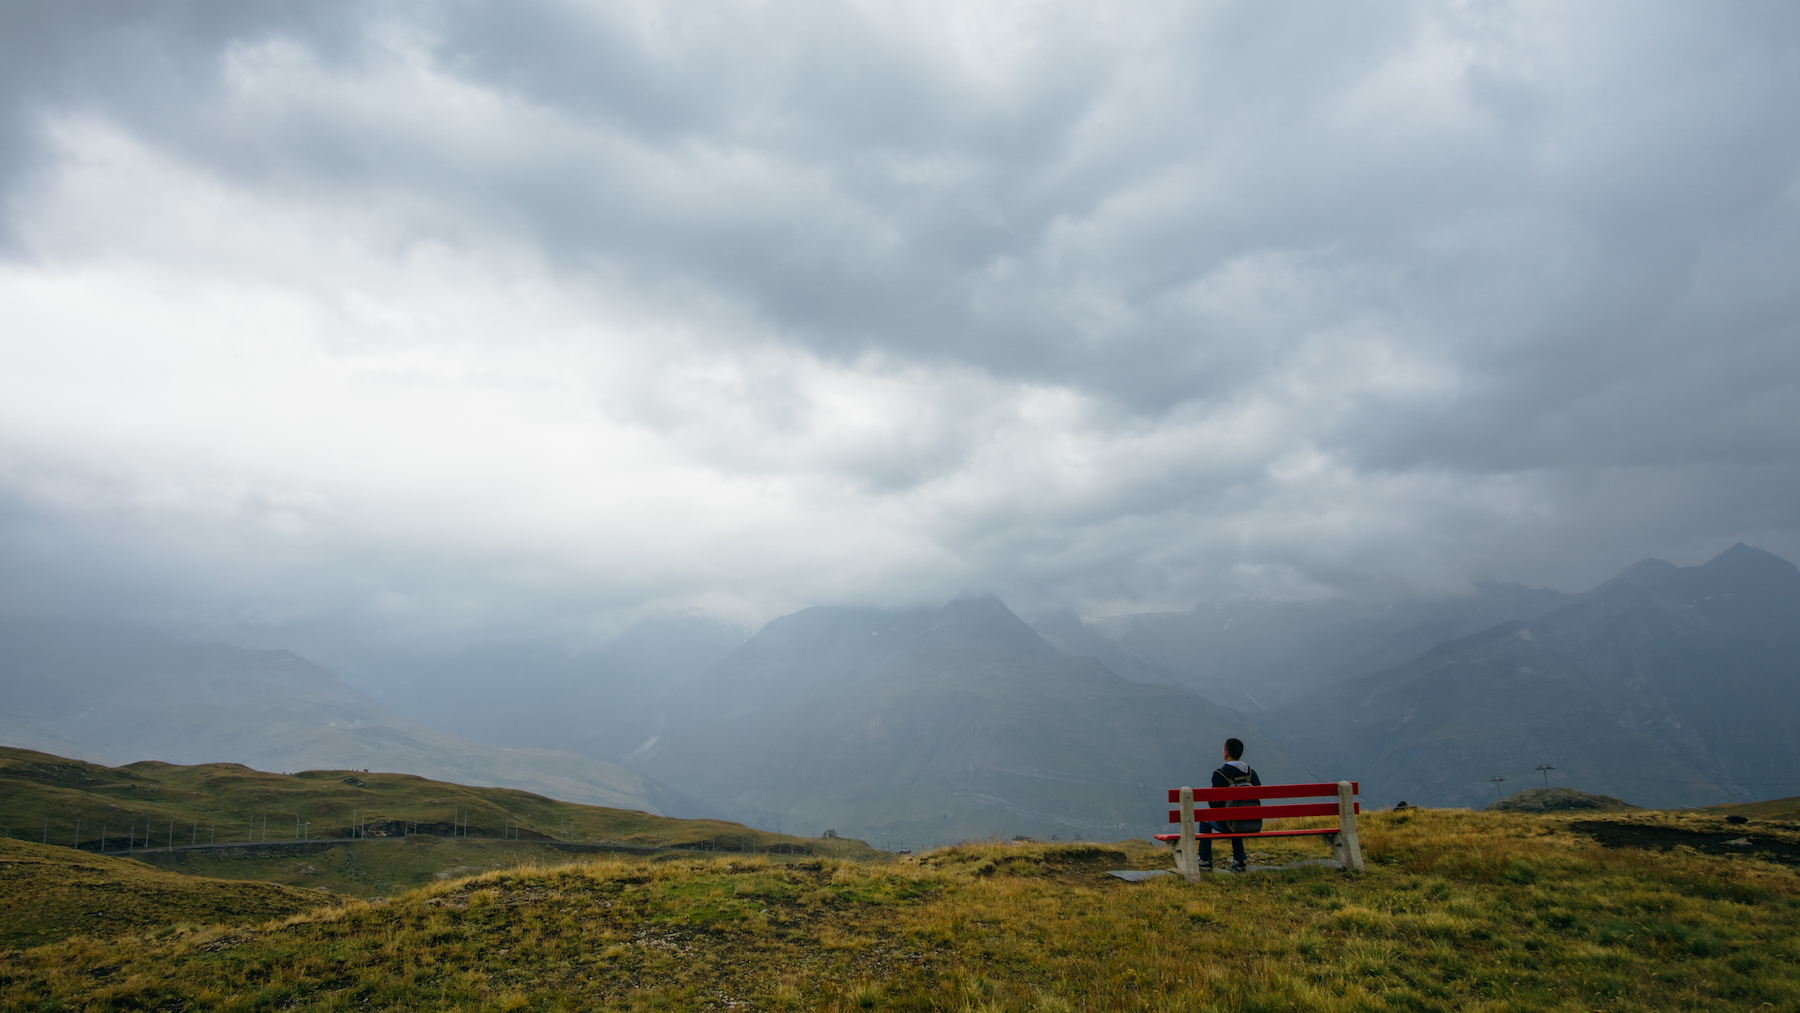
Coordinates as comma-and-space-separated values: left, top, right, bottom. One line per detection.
1178, 787, 1199, 883
1335, 781, 1366, 873
1325, 832, 1346, 868
1324, 830, 1365, 873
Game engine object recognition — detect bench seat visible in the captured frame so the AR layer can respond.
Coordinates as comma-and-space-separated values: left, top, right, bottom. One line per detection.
1162, 779, 1365, 878
1153, 828, 1343, 842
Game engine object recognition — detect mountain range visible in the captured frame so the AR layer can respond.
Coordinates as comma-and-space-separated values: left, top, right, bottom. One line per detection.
1026, 580, 1584, 711
3, 544, 1795, 837
627, 594, 1310, 847
354, 615, 750, 764
0, 621, 669, 812
1261, 544, 1800, 809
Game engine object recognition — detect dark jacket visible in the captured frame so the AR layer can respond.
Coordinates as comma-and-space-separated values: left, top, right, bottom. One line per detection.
1207, 760, 1260, 807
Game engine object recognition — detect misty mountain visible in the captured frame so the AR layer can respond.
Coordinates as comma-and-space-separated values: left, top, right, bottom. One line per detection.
0, 620, 671, 812
1029, 581, 1584, 711
630, 594, 1311, 848
1263, 544, 1800, 809
348, 615, 750, 762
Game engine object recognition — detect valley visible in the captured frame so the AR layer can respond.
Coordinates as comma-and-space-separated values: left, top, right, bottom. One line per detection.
0, 747, 879, 901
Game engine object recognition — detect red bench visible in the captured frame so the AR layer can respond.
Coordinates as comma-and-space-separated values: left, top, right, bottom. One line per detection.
1154, 780, 1365, 879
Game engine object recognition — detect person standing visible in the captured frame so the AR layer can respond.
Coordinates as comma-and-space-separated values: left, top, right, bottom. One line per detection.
1199, 737, 1260, 873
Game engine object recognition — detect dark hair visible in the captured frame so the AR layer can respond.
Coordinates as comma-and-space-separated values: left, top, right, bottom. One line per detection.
1225, 738, 1244, 760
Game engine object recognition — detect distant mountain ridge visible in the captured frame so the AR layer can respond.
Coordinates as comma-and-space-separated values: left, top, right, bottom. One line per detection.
631, 594, 1311, 847
347, 615, 751, 763
0, 620, 671, 812
1028, 580, 1583, 709
8, 543, 1795, 835
1263, 544, 1800, 809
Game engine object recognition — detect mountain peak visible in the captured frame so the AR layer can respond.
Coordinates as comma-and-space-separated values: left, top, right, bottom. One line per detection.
1694, 542, 1800, 594
1699, 543, 1800, 575
1592, 557, 1680, 598
906, 595, 1060, 662
1588, 544, 1800, 606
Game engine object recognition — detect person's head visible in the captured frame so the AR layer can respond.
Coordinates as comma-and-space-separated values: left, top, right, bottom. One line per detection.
1224, 737, 1244, 761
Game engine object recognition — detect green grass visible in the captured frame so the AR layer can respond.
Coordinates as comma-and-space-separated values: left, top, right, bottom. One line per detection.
2, 808, 1796, 1011
1706, 794, 1800, 822
126, 833, 894, 899
0, 838, 334, 949
1, 745, 879, 862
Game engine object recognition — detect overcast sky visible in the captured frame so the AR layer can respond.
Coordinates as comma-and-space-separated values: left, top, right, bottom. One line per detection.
1, 1, 1797, 652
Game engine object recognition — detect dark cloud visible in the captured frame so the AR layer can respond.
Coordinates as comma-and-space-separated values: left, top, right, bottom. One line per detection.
0, 1, 1797, 649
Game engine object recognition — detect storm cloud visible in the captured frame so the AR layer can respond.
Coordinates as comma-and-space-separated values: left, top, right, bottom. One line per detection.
1, 1, 1797, 650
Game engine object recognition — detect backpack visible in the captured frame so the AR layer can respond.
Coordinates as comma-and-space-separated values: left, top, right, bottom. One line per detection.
1217, 764, 1262, 833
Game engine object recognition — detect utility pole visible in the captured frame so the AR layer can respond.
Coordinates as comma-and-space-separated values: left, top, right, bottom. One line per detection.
1490, 776, 1507, 800
1536, 765, 1556, 790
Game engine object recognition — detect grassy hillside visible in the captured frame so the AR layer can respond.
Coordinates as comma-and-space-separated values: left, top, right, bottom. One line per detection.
125, 834, 896, 899
3, 808, 1797, 1011
0, 746, 879, 865
1486, 787, 1642, 813
0, 839, 334, 948
1708, 795, 1800, 821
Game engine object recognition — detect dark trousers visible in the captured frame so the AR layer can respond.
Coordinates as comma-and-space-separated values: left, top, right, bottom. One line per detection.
1198, 821, 1246, 866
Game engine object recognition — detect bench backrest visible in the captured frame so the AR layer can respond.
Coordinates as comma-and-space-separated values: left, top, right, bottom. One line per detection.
1166, 781, 1359, 825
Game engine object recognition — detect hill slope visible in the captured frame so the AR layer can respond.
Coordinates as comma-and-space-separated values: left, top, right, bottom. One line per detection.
0, 621, 666, 811
3, 810, 1796, 1011
0, 746, 876, 860
634, 595, 1311, 847
0, 838, 334, 948
1265, 544, 1800, 809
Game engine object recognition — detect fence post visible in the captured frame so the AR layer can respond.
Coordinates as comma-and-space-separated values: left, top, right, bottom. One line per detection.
1336, 781, 1365, 872
1178, 787, 1198, 882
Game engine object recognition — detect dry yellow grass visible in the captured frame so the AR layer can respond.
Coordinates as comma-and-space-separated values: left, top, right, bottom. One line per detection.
2, 808, 1796, 1011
